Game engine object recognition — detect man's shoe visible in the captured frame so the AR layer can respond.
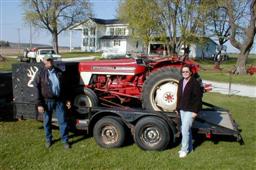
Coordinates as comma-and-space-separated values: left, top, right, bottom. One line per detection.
45, 142, 52, 148
64, 143, 71, 149
179, 151, 187, 158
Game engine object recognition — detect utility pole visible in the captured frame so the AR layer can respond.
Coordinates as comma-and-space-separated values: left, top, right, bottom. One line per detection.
29, 23, 32, 49
17, 28, 21, 54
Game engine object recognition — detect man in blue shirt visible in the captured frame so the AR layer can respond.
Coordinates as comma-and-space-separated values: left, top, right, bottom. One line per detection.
36, 55, 70, 149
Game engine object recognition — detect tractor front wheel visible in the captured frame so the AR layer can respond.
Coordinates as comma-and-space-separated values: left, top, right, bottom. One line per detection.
73, 88, 98, 114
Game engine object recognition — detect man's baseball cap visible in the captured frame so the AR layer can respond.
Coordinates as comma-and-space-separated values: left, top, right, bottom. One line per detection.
44, 54, 53, 61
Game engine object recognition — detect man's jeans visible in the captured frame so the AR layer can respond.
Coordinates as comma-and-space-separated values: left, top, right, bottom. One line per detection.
180, 110, 194, 153
43, 99, 68, 143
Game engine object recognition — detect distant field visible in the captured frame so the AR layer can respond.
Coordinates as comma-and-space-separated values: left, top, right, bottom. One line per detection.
0, 47, 22, 56
0, 47, 70, 56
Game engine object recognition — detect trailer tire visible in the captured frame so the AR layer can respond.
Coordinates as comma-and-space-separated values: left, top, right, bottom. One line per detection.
142, 67, 181, 112
73, 88, 98, 114
93, 116, 126, 148
135, 116, 170, 151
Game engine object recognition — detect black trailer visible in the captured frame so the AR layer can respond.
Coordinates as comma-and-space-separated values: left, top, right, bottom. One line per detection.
11, 62, 244, 151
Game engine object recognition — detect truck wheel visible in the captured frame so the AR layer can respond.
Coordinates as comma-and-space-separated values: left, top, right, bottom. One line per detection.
142, 67, 181, 112
73, 88, 98, 114
93, 116, 126, 148
134, 117, 170, 151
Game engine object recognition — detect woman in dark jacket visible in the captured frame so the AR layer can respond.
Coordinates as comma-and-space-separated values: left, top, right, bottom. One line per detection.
176, 64, 203, 158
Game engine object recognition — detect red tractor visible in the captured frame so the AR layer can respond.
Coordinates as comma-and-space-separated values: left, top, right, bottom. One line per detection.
73, 56, 203, 114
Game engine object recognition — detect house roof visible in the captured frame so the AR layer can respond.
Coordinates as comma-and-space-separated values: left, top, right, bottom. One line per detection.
90, 18, 124, 25
100, 36, 129, 40
69, 17, 126, 30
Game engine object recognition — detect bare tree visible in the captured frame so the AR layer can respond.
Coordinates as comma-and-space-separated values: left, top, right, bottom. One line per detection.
177, 0, 207, 56
208, 6, 230, 48
154, 0, 180, 55
223, 0, 256, 74
22, 0, 91, 53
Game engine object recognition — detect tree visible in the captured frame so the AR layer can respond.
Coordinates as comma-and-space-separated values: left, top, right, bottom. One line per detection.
222, 0, 256, 74
22, 0, 91, 53
176, 0, 208, 56
118, 0, 159, 53
211, 8, 230, 47
119, 0, 208, 56
153, 0, 180, 55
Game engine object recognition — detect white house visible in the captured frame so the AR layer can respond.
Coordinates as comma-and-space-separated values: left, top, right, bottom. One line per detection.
69, 18, 143, 55
70, 17, 217, 59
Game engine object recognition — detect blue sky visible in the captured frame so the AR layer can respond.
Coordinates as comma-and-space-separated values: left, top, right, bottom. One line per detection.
0, 0, 254, 53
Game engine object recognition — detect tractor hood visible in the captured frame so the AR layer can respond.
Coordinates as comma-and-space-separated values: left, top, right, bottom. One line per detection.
79, 58, 146, 75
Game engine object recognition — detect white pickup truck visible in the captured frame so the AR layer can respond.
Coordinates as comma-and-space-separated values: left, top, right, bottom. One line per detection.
21, 47, 61, 63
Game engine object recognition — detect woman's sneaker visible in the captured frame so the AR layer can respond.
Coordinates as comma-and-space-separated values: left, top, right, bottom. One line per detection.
45, 141, 52, 148
178, 151, 187, 158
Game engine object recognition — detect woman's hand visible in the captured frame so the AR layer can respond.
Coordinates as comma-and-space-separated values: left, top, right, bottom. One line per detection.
192, 112, 197, 118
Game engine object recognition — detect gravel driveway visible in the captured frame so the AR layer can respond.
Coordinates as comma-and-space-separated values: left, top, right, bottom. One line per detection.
203, 80, 256, 98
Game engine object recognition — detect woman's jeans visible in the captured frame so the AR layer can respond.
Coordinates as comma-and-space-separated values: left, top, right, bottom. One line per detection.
43, 99, 68, 144
180, 110, 194, 153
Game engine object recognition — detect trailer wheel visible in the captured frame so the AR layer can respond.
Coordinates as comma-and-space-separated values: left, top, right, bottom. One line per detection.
73, 88, 98, 114
142, 67, 181, 112
135, 117, 170, 151
93, 116, 126, 148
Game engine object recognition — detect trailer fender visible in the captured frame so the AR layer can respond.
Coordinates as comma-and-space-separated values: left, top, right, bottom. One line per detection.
88, 111, 129, 135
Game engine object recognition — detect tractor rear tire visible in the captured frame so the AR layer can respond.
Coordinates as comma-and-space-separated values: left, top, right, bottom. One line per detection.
134, 116, 171, 150
93, 116, 126, 148
142, 67, 181, 112
73, 88, 98, 114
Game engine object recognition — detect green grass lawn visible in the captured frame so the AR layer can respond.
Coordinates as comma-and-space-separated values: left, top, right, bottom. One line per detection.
0, 93, 255, 169
60, 51, 102, 58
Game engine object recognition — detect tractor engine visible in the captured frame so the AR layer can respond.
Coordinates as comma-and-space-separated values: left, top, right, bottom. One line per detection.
91, 74, 144, 97
79, 58, 147, 104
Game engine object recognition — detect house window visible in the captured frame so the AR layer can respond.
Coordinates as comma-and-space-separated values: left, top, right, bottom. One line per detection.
90, 27, 95, 35
110, 28, 114, 35
114, 40, 121, 46
83, 28, 88, 36
90, 38, 95, 47
121, 28, 126, 35
115, 28, 126, 36
116, 28, 122, 35
83, 38, 88, 46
